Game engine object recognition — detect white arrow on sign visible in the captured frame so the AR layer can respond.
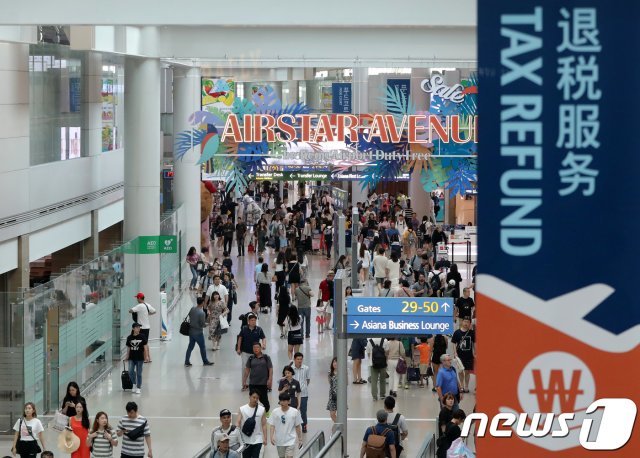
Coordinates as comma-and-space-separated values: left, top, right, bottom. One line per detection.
442, 302, 451, 313
350, 321, 360, 330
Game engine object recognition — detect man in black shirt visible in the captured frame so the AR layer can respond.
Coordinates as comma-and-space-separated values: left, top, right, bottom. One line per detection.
235, 217, 247, 256
242, 343, 273, 413
236, 314, 266, 386
455, 287, 475, 325
451, 318, 475, 393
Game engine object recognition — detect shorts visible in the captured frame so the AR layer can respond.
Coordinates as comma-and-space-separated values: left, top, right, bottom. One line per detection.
277, 444, 296, 457
460, 358, 474, 371
375, 277, 385, 284
419, 363, 430, 375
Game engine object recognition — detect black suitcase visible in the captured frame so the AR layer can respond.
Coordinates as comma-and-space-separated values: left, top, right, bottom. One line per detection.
121, 361, 133, 390
407, 366, 421, 383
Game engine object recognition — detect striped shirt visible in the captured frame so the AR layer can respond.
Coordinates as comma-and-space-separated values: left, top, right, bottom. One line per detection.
89, 429, 117, 458
117, 415, 150, 456
291, 363, 310, 397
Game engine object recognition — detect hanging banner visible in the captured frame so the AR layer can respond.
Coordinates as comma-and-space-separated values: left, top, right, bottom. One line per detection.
478, 2, 639, 456
201, 77, 236, 113
331, 82, 352, 113
386, 78, 411, 107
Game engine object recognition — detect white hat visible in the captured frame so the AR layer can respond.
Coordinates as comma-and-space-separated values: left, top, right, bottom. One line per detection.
58, 429, 81, 453
448, 279, 456, 286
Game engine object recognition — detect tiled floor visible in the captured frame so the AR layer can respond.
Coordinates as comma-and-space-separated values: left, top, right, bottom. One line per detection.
31, 246, 476, 457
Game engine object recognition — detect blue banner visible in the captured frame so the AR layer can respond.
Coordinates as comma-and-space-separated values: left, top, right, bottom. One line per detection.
478, 2, 640, 455
69, 77, 81, 113
331, 82, 351, 113
387, 78, 411, 108
346, 297, 453, 317
346, 315, 453, 335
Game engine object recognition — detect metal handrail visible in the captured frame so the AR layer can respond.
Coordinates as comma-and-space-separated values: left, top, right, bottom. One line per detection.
193, 443, 210, 458
297, 430, 325, 457
316, 430, 343, 457
417, 433, 436, 458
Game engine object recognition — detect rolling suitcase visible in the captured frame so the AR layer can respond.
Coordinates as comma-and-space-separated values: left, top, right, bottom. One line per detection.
121, 361, 133, 390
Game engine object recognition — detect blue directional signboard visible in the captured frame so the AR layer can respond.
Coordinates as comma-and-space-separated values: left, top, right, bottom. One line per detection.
346, 297, 454, 335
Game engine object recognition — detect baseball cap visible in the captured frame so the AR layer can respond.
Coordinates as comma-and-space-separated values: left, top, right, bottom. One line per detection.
132, 322, 141, 329
328, 270, 335, 275
135, 292, 145, 299
219, 409, 232, 417
247, 313, 257, 320
217, 433, 230, 443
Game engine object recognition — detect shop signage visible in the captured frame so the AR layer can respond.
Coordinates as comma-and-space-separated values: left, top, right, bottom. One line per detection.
219, 113, 477, 145
331, 170, 411, 181
253, 171, 330, 181
136, 236, 178, 254
478, 2, 639, 456
387, 78, 411, 103
420, 74, 468, 104
332, 82, 352, 114
346, 297, 454, 336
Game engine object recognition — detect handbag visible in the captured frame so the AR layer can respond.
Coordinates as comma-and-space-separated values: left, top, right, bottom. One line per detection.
52, 410, 69, 432
396, 357, 408, 374
179, 312, 191, 336
219, 315, 230, 330
453, 355, 465, 372
16, 419, 42, 454
125, 420, 147, 440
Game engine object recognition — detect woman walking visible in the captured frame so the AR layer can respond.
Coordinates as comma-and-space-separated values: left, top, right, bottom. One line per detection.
287, 254, 301, 300
256, 219, 268, 255
358, 243, 371, 287
326, 357, 338, 423
387, 338, 407, 397
70, 401, 91, 458
286, 306, 303, 360
61, 381, 86, 418
125, 323, 147, 394
256, 263, 272, 313
207, 291, 228, 351
277, 287, 291, 339
186, 246, 200, 290
273, 252, 286, 303
87, 411, 118, 458
11, 402, 46, 458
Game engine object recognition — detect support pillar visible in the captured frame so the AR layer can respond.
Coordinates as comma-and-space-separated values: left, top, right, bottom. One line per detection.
408, 69, 431, 222
124, 57, 161, 337
173, 67, 202, 253
83, 210, 100, 262
82, 52, 103, 157
352, 67, 369, 205
7, 235, 29, 292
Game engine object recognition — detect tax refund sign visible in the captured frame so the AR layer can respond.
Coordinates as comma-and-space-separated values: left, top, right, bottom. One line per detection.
346, 297, 454, 336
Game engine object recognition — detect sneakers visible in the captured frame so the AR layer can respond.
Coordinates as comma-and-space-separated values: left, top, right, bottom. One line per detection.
204, 361, 214, 366
135, 388, 141, 394
404, 383, 410, 389
185, 363, 192, 367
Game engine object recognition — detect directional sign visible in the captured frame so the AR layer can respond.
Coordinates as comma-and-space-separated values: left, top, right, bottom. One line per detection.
346, 297, 454, 336
347, 315, 454, 335
347, 297, 453, 317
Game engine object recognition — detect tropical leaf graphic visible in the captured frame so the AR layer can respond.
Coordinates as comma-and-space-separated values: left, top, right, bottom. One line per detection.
188, 110, 225, 127
232, 97, 256, 117
383, 84, 416, 123
174, 128, 207, 162
252, 85, 282, 115
196, 133, 221, 165
359, 159, 405, 190
225, 163, 250, 193
445, 163, 477, 197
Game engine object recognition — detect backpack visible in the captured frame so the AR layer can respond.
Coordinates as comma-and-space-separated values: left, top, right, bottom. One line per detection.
430, 272, 442, 291
365, 425, 391, 458
370, 338, 387, 369
389, 231, 400, 243
387, 414, 404, 454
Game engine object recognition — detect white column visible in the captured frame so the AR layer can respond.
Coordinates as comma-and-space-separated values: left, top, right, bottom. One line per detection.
408, 68, 431, 221
124, 57, 161, 336
173, 67, 201, 253
352, 67, 369, 205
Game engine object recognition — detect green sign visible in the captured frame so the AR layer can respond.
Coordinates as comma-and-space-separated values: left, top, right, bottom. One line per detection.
136, 236, 178, 254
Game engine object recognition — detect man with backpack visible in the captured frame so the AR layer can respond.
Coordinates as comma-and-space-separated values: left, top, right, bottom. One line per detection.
211, 409, 244, 453
383, 397, 408, 457
366, 337, 390, 401
359, 410, 396, 458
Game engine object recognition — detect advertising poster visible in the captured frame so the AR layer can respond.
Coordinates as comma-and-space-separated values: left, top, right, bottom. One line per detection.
387, 78, 410, 108
201, 78, 236, 113
331, 82, 352, 113
320, 85, 333, 111
101, 78, 115, 152
69, 77, 81, 113
478, 2, 639, 456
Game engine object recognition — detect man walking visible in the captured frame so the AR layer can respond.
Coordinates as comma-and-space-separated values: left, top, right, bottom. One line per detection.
291, 352, 311, 433
236, 314, 266, 385
410, 273, 431, 298
184, 296, 215, 367
242, 342, 273, 413
294, 279, 313, 338
268, 393, 303, 458
373, 248, 388, 294
384, 396, 409, 457
223, 219, 235, 254
359, 410, 396, 458
129, 292, 156, 363
206, 275, 229, 308
236, 217, 247, 257
367, 337, 390, 401
117, 401, 153, 458
451, 317, 475, 393
211, 409, 244, 453
318, 270, 335, 330
435, 354, 463, 409
211, 434, 240, 458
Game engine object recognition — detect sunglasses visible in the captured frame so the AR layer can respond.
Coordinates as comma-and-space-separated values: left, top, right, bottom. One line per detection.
280, 415, 286, 424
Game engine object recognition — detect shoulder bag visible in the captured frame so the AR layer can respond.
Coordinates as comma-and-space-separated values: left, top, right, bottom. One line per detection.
179, 312, 191, 336
241, 405, 259, 436
125, 420, 147, 440
16, 419, 42, 455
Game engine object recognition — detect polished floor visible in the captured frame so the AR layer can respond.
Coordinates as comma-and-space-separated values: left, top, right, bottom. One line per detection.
30, 245, 477, 457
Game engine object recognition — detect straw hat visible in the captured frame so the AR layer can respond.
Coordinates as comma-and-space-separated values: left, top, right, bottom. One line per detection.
57, 429, 81, 453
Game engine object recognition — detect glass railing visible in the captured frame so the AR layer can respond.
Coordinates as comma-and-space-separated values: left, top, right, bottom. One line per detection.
417, 433, 436, 457
316, 430, 343, 458
297, 431, 325, 458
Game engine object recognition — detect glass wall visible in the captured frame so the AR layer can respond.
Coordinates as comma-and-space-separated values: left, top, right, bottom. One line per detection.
29, 44, 125, 165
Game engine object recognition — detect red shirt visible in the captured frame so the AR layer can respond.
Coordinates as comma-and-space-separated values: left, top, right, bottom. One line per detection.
319, 279, 333, 301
